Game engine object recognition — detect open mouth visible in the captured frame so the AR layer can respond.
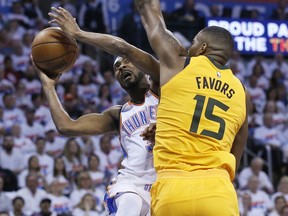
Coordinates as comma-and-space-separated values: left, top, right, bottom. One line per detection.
122, 70, 132, 81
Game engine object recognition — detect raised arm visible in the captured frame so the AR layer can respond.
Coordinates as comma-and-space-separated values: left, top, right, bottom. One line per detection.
134, 0, 187, 84
48, 7, 159, 83
31, 58, 120, 137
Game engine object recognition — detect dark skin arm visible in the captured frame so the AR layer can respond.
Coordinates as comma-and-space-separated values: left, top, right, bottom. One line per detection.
134, 0, 187, 86
230, 88, 251, 171
32, 58, 120, 136
48, 7, 160, 93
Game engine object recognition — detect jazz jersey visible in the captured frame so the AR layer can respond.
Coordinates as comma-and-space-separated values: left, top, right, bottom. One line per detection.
154, 55, 246, 180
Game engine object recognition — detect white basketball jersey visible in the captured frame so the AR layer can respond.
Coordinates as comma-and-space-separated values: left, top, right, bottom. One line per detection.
118, 90, 158, 185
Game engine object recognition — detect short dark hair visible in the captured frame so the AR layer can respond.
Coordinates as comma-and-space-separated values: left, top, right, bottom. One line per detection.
202, 26, 234, 59
12, 196, 25, 205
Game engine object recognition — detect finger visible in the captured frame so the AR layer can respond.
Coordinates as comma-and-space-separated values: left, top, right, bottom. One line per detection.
48, 19, 57, 24
58, 7, 72, 20
50, 7, 66, 20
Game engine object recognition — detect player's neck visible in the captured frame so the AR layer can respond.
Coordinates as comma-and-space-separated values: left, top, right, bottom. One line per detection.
129, 88, 149, 104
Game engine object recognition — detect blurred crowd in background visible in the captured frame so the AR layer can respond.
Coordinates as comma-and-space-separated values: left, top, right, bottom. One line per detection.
0, 0, 288, 215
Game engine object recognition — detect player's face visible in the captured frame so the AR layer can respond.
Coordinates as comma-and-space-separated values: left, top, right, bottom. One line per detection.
114, 57, 146, 89
187, 32, 205, 57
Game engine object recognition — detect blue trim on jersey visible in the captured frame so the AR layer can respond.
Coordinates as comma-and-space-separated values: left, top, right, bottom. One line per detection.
104, 193, 118, 214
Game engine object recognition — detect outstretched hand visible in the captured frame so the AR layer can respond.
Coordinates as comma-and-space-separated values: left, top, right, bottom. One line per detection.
48, 7, 80, 39
30, 55, 61, 86
140, 123, 156, 145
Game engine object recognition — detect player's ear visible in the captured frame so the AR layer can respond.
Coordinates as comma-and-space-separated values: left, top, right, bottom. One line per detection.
198, 43, 207, 55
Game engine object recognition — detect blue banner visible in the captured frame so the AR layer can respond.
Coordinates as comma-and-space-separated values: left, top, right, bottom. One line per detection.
207, 18, 288, 56
104, 0, 276, 34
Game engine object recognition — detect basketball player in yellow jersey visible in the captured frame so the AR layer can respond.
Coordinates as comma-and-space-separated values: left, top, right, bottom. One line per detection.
135, 0, 251, 215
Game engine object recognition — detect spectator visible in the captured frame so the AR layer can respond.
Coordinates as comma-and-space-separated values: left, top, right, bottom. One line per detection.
2, 93, 26, 128
251, 62, 269, 90
20, 64, 42, 96
102, 69, 126, 105
238, 157, 274, 194
21, 31, 33, 57
3, 55, 20, 85
247, 56, 269, 78
262, 100, 287, 131
241, 175, 273, 215
77, 70, 99, 105
170, 0, 200, 22
18, 155, 46, 189
62, 138, 87, 177
46, 157, 71, 197
268, 195, 287, 216
43, 123, 66, 158
253, 113, 285, 172
10, 41, 30, 74
0, 176, 12, 213
62, 92, 83, 120
271, 176, 288, 202
209, 4, 222, 17
280, 205, 288, 216
14, 81, 32, 109
271, 0, 288, 20
78, 0, 107, 33
9, 196, 26, 216
94, 133, 122, 179
33, 137, 54, 178
268, 53, 288, 80
227, 51, 246, 82
118, 1, 151, 52
31, 198, 56, 216
72, 193, 105, 216
0, 167, 18, 191
238, 192, 258, 216
75, 136, 97, 156
31, 93, 52, 126
11, 124, 36, 156
20, 108, 45, 143
246, 74, 266, 113
69, 170, 104, 210
47, 180, 72, 216
22, 0, 45, 27
16, 173, 47, 215
0, 134, 24, 175
87, 154, 105, 193
0, 67, 14, 102
96, 83, 113, 112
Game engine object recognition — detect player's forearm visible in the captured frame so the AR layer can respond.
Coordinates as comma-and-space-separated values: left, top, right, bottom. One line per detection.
42, 83, 76, 135
75, 30, 127, 57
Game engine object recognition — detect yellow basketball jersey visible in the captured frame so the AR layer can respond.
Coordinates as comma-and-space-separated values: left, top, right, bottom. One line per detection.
154, 55, 246, 180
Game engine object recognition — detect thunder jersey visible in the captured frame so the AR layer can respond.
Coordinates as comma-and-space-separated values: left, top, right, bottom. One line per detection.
154, 55, 246, 180
118, 90, 158, 184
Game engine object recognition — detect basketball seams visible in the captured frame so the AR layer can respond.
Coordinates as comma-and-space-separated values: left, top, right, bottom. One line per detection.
33, 51, 77, 63
32, 41, 77, 49
31, 27, 78, 76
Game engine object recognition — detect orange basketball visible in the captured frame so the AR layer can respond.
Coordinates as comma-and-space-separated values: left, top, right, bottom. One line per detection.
31, 27, 78, 78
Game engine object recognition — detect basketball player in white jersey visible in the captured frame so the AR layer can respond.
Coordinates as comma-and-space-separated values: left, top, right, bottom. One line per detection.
35, 7, 160, 216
